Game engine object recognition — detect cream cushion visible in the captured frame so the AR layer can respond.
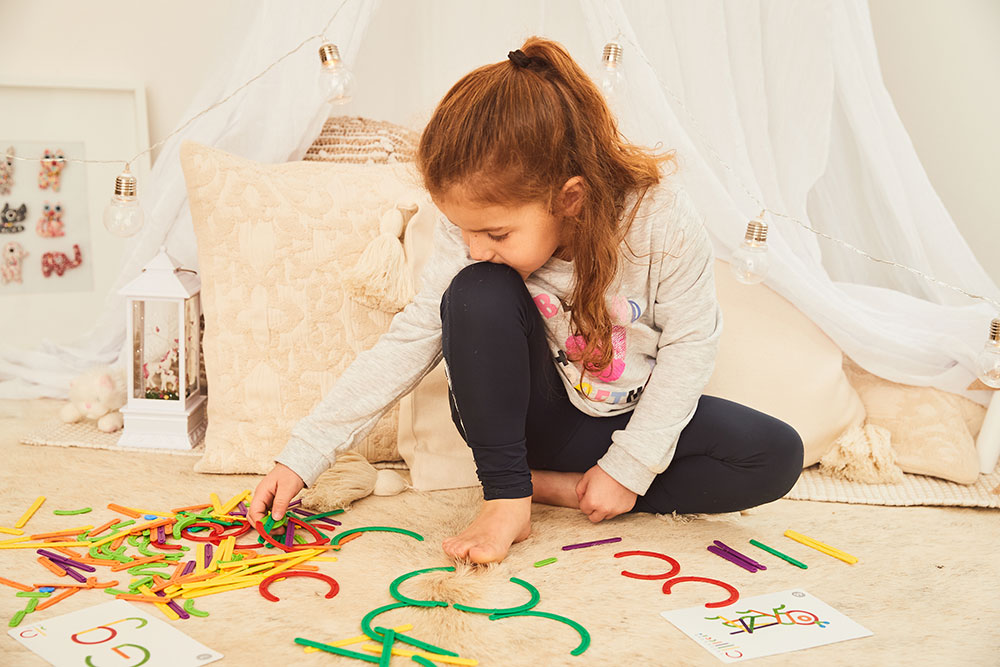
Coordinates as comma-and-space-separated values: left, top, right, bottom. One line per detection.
180, 141, 419, 474
841, 356, 984, 483
396, 243, 868, 490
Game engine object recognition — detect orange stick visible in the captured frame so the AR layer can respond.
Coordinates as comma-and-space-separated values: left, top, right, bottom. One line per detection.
0, 576, 33, 592
171, 503, 212, 513
110, 554, 165, 572
37, 556, 68, 577
107, 503, 142, 518
30, 528, 89, 539
336, 533, 364, 547
114, 594, 176, 603
88, 519, 119, 537
34, 587, 79, 611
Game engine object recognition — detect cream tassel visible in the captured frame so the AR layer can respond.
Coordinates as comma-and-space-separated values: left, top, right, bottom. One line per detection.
301, 451, 378, 510
373, 469, 409, 496
344, 203, 417, 313
819, 422, 904, 484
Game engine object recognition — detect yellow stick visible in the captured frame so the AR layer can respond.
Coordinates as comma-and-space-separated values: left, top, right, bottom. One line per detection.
302, 625, 414, 652
14, 496, 46, 529
217, 491, 247, 516
179, 577, 269, 598
784, 530, 857, 564
209, 493, 224, 514
138, 584, 179, 621
220, 536, 235, 564
0, 541, 89, 549
0, 527, 24, 536
194, 543, 207, 573
361, 644, 479, 666
88, 519, 171, 548
218, 550, 321, 569
0, 536, 29, 546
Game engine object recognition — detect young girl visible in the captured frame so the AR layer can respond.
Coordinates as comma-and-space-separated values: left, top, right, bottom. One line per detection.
250, 37, 804, 564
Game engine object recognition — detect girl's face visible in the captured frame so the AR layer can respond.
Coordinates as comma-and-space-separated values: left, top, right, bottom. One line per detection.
434, 177, 583, 280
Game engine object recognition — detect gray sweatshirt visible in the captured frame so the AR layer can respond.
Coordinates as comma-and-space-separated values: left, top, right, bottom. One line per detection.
276, 180, 723, 496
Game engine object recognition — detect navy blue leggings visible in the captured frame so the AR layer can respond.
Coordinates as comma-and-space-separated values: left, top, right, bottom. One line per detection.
440, 262, 804, 515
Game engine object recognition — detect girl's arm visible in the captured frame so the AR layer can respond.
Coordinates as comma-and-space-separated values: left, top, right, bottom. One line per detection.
276, 216, 473, 487
598, 189, 723, 496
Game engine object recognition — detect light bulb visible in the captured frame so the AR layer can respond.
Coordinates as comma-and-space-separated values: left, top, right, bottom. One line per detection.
730, 212, 770, 284
977, 318, 1000, 388
318, 43, 354, 105
596, 40, 625, 98
102, 165, 144, 237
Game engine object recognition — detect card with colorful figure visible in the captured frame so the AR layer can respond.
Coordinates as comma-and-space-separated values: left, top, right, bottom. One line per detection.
7, 600, 223, 666
660, 589, 872, 662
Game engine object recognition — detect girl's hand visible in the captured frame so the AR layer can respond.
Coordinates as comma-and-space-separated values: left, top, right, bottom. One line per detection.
249, 463, 305, 526
575, 465, 637, 523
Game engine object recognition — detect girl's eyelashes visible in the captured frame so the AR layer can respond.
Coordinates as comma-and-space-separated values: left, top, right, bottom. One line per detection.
488, 233, 509, 242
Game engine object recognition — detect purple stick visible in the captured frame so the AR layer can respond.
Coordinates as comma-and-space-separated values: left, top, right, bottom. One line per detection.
155, 589, 191, 620
708, 545, 759, 573
157, 525, 166, 543
283, 521, 296, 547
288, 499, 302, 508
60, 565, 89, 583
713, 540, 766, 571
561, 537, 622, 551
36, 549, 96, 573
203, 544, 213, 564
232, 502, 247, 516
291, 508, 341, 526
181, 560, 197, 576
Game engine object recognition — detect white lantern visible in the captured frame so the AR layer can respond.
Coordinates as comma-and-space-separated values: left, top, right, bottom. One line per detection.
117, 246, 206, 450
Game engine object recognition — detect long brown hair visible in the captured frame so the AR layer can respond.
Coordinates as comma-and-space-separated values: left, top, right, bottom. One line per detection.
416, 36, 678, 378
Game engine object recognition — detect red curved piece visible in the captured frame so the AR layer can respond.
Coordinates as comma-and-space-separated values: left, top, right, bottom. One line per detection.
286, 516, 331, 548
180, 522, 225, 544
254, 520, 296, 552
258, 570, 339, 602
661, 576, 739, 608
613, 550, 681, 580
214, 519, 253, 539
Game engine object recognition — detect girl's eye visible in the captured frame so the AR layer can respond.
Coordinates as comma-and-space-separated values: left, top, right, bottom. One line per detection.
488, 233, 509, 242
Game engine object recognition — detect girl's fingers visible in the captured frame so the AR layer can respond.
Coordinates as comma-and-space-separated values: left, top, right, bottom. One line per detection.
249, 483, 276, 524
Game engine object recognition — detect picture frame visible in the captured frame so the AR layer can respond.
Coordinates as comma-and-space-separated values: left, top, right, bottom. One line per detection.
0, 78, 150, 349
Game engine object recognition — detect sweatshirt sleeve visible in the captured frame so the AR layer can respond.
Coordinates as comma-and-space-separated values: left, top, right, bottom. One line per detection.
597, 189, 723, 496
276, 216, 472, 487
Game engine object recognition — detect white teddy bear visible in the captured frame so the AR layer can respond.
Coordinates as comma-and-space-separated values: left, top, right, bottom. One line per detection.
60, 366, 128, 432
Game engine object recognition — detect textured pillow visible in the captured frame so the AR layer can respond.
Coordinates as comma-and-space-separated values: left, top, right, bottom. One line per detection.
180, 141, 422, 474
302, 116, 419, 164
841, 356, 985, 483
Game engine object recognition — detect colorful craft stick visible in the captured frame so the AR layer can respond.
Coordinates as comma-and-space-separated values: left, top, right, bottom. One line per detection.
15, 496, 46, 528
561, 537, 622, 550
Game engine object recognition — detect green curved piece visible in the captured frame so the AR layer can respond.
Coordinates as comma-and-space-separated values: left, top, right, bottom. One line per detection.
488, 609, 591, 656
183, 599, 210, 618
361, 602, 413, 642
332, 526, 424, 546
53, 507, 92, 515
388, 567, 455, 607
452, 577, 540, 616
172, 515, 200, 540
135, 536, 157, 557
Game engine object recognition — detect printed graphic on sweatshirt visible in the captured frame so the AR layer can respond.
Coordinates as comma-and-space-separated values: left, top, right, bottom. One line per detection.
538, 291, 649, 404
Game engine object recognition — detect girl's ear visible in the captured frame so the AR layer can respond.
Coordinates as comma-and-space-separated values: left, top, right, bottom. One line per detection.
557, 176, 585, 218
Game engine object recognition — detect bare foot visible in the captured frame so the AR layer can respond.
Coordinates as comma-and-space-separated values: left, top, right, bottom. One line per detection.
442, 497, 531, 564
531, 469, 584, 509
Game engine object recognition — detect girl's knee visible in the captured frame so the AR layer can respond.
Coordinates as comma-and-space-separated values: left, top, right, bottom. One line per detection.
764, 420, 805, 499
441, 262, 526, 321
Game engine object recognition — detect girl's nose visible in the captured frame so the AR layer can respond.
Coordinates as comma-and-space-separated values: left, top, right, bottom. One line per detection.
467, 236, 493, 262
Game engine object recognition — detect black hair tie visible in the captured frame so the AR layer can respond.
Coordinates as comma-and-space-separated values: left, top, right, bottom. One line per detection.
508, 49, 534, 68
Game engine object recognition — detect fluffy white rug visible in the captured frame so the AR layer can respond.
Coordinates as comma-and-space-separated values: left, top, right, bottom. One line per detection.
2, 399, 998, 666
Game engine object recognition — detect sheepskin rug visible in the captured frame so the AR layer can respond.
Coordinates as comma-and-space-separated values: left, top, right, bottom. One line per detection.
2, 399, 998, 666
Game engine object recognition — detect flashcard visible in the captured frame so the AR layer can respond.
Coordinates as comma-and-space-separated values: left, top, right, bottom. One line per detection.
7, 600, 222, 666
660, 589, 872, 662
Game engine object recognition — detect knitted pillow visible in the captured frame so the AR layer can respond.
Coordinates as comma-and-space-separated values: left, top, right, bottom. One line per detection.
180, 140, 421, 474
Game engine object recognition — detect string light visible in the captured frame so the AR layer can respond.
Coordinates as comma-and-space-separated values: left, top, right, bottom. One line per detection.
978, 318, 1000, 389
102, 164, 144, 237
730, 210, 769, 285
595, 36, 625, 99
318, 42, 355, 104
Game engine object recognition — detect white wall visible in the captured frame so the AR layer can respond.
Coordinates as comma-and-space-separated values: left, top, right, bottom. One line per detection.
0, 0, 996, 289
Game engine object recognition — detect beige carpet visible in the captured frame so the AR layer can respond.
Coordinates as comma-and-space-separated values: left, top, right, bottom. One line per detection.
2, 399, 999, 666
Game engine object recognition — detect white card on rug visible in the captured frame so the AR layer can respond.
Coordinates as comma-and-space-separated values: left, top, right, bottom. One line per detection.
7, 600, 222, 666
660, 589, 872, 662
